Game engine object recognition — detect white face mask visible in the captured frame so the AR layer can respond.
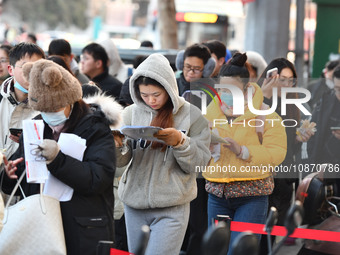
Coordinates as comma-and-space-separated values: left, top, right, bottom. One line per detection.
220, 92, 233, 106
41, 108, 68, 126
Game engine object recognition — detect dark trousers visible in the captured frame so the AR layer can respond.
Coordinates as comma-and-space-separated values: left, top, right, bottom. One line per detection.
181, 178, 208, 255
259, 179, 293, 254
114, 215, 128, 251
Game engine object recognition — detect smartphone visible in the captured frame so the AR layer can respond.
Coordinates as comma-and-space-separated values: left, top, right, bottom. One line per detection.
330, 127, 340, 130
213, 214, 231, 224
96, 241, 114, 255
9, 128, 23, 136
266, 67, 278, 78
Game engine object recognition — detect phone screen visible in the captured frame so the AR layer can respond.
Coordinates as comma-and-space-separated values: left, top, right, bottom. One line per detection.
9, 128, 23, 136
266, 67, 278, 78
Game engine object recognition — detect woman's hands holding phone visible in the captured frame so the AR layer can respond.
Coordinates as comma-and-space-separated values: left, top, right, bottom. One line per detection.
261, 68, 279, 99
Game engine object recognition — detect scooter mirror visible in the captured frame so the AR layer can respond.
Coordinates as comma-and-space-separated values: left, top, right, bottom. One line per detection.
284, 200, 304, 236
135, 225, 150, 255
231, 231, 259, 255
265, 207, 278, 234
202, 221, 230, 255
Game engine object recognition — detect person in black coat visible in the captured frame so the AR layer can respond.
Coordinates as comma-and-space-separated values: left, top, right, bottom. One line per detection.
307, 65, 340, 166
175, 43, 216, 97
257, 58, 314, 252
2, 59, 122, 255
80, 42, 122, 99
307, 60, 339, 111
297, 65, 340, 255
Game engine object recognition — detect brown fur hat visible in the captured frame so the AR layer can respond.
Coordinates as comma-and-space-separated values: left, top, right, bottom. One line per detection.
23, 59, 82, 112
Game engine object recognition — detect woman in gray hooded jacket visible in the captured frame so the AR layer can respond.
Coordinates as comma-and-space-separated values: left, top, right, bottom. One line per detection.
116, 53, 211, 255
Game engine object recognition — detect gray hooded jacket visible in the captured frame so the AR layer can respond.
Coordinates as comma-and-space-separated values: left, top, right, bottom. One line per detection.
118, 53, 211, 209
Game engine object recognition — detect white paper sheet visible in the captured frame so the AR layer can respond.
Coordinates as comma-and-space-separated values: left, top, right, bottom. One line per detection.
23, 120, 48, 183
43, 133, 86, 201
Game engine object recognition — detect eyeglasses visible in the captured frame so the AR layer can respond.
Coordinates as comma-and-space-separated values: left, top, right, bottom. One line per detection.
14, 64, 24, 69
30, 143, 46, 161
0, 58, 9, 64
183, 64, 203, 74
11, 63, 25, 69
278, 77, 297, 86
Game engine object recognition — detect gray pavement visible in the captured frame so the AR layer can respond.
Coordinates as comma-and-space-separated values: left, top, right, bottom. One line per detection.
274, 238, 303, 255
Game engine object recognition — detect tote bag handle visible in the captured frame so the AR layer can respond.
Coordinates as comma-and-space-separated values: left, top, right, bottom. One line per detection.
5, 170, 26, 209
3, 170, 47, 223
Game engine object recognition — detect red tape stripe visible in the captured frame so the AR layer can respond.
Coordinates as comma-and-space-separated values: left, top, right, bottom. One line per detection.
230, 221, 340, 242
110, 221, 340, 254
110, 248, 133, 255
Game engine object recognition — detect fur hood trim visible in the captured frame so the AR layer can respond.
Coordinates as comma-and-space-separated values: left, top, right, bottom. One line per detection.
83, 93, 123, 129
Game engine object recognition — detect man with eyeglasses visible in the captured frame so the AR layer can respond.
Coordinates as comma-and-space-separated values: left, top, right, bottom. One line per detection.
307, 64, 340, 167
176, 43, 215, 96
0, 44, 12, 102
175, 43, 216, 255
0, 42, 45, 165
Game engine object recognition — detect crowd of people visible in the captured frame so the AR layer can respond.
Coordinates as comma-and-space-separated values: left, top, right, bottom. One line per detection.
0, 34, 339, 255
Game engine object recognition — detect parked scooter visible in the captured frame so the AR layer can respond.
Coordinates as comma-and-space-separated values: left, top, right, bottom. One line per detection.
296, 171, 340, 254
264, 207, 278, 255
134, 225, 150, 255
231, 231, 259, 255
271, 200, 304, 255
230, 200, 304, 255
97, 225, 150, 255
202, 219, 231, 255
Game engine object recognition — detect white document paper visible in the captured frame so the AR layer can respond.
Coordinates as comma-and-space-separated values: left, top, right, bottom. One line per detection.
23, 120, 48, 183
43, 133, 87, 201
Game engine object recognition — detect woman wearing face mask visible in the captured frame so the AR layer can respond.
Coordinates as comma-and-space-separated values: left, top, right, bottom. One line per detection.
203, 53, 287, 254
1, 59, 121, 255
257, 58, 314, 251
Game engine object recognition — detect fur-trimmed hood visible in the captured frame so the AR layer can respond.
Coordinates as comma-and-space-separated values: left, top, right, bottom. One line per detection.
83, 93, 123, 129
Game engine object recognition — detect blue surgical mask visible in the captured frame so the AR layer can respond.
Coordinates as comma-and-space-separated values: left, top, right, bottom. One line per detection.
220, 92, 233, 106
41, 108, 68, 127
14, 81, 28, 94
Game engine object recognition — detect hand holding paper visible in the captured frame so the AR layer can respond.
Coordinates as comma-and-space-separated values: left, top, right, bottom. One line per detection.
39, 139, 60, 164
154, 128, 182, 146
43, 133, 87, 201
112, 130, 125, 147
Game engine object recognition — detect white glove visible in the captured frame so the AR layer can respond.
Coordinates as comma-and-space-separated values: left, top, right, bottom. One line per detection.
39, 139, 60, 164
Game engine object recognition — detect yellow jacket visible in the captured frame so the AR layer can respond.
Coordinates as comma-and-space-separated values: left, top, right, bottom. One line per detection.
203, 83, 287, 183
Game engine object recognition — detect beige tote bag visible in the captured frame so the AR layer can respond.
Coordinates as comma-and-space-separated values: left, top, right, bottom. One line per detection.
0, 192, 3, 232
0, 171, 66, 255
